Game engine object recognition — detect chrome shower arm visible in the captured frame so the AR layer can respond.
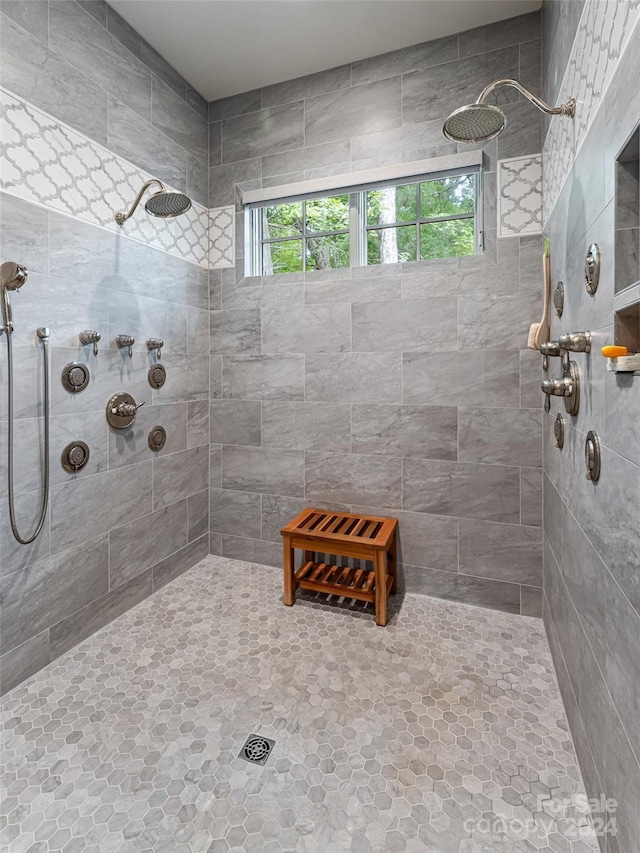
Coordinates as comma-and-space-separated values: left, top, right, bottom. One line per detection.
115, 178, 165, 224
476, 79, 576, 117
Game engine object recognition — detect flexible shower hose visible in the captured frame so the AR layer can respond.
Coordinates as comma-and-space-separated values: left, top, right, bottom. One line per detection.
4, 328, 50, 544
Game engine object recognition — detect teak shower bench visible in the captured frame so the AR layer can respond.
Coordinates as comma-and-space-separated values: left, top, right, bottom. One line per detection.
281, 508, 398, 626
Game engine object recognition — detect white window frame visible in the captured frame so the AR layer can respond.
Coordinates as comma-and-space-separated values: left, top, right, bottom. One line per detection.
245, 165, 483, 276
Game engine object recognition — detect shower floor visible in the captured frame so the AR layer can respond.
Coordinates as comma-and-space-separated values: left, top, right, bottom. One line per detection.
1, 556, 599, 853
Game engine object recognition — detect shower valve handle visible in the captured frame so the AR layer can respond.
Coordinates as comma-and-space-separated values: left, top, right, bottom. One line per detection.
541, 377, 574, 397
116, 334, 135, 358
115, 400, 145, 418
80, 329, 101, 356
558, 331, 592, 353
146, 338, 164, 359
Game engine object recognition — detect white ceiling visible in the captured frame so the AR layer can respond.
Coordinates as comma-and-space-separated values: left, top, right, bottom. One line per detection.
108, 0, 541, 102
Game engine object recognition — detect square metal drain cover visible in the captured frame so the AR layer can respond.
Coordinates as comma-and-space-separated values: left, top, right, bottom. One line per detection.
238, 734, 275, 766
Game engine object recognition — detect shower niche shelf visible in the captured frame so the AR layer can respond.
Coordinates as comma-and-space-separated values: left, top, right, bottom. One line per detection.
615, 124, 639, 295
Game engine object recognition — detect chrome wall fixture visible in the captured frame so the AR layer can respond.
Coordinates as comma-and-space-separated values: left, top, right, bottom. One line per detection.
585, 431, 601, 482
539, 340, 569, 373
61, 441, 90, 473
541, 360, 580, 416
148, 425, 167, 451
79, 329, 101, 356
146, 337, 164, 359
553, 281, 564, 317
114, 179, 192, 224
585, 244, 601, 294
61, 361, 90, 393
116, 334, 135, 358
106, 392, 145, 429
554, 414, 565, 449
148, 363, 167, 389
443, 78, 576, 144
559, 331, 592, 353
1, 261, 50, 544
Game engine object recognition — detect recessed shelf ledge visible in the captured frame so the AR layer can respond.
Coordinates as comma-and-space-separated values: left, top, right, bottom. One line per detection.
242, 150, 483, 207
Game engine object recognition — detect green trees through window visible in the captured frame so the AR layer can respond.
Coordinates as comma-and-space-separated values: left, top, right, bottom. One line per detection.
255, 172, 478, 275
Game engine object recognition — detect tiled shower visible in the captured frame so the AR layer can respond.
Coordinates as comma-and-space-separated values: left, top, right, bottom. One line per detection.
0, 1, 638, 851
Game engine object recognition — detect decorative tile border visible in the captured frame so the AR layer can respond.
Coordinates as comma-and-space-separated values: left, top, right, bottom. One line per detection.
0, 88, 234, 270
497, 154, 542, 237
543, 1, 640, 223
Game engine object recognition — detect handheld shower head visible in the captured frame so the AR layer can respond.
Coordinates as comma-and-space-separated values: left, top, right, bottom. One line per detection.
443, 78, 576, 144
1, 261, 28, 335
115, 179, 192, 225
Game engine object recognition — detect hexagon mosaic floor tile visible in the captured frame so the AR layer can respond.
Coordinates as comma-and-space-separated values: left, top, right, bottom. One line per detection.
1, 556, 600, 853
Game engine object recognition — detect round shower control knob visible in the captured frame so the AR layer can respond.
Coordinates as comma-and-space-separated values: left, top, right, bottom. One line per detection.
148, 363, 167, 389
585, 430, 601, 482
62, 362, 90, 393
61, 440, 90, 473
148, 425, 167, 452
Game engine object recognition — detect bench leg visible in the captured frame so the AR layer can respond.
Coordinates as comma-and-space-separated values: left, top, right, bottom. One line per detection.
388, 536, 398, 594
283, 535, 296, 606
374, 551, 388, 626
304, 550, 315, 563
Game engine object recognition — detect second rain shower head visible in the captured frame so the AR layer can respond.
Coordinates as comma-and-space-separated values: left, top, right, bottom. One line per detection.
115, 179, 192, 225
443, 78, 576, 144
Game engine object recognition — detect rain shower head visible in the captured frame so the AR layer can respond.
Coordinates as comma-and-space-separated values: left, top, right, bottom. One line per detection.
443, 78, 576, 144
115, 179, 192, 225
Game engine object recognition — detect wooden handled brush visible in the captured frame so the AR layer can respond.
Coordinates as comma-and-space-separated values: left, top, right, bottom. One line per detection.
527, 238, 551, 350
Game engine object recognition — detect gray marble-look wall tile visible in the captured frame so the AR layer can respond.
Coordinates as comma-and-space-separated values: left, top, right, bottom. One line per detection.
0, 0, 48, 43
152, 75, 208, 163
305, 353, 402, 403
262, 64, 351, 107
404, 564, 521, 614
1, 535, 108, 651
459, 519, 542, 585
208, 158, 262, 208
109, 401, 187, 469
222, 102, 304, 163
221, 280, 302, 310
497, 101, 543, 160
49, 568, 152, 660
351, 34, 458, 85
107, 95, 187, 192
209, 120, 222, 166
109, 500, 188, 588
186, 84, 208, 120
261, 140, 350, 179
458, 10, 540, 57
187, 400, 209, 449
261, 494, 310, 542
152, 534, 208, 590
404, 459, 520, 523
210, 308, 261, 354
351, 404, 457, 460
354, 505, 458, 573
350, 118, 455, 167
152, 353, 209, 404
305, 77, 402, 146
520, 349, 543, 409
51, 463, 152, 553
459, 291, 540, 350
220, 535, 282, 569
186, 154, 209, 207
0, 630, 49, 696
261, 401, 350, 452
222, 354, 304, 401
521, 585, 542, 618
210, 444, 222, 488
352, 297, 457, 352
210, 400, 261, 446
152, 445, 208, 510
521, 467, 542, 527
0, 489, 50, 577
262, 304, 350, 353
0, 13, 108, 145
210, 487, 262, 539
0, 194, 49, 275
49, 0, 151, 123
223, 446, 305, 497
305, 274, 401, 304
459, 406, 542, 467
305, 452, 402, 507
105, 4, 186, 98
187, 489, 208, 542
209, 89, 262, 123
107, 289, 188, 354
402, 46, 519, 125
402, 351, 520, 407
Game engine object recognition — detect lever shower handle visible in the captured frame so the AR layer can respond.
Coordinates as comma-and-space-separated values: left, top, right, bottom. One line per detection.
80, 329, 101, 356
115, 334, 135, 358
113, 400, 145, 417
558, 331, 592, 353
539, 341, 562, 357
541, 377, 574, 397
146, 338, 164, 359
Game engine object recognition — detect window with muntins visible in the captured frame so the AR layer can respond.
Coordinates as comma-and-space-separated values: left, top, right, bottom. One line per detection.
247, 168, 482, 276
